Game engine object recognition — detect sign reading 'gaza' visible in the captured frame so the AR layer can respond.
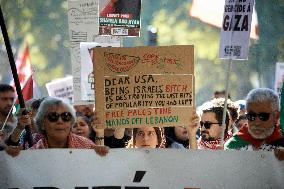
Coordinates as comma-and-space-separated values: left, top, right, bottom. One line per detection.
219, 0, 255, 60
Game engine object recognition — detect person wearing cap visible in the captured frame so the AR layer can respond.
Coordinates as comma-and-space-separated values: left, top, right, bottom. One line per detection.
224, 88, 284, 160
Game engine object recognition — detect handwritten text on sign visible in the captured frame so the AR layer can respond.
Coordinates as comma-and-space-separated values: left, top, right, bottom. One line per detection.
104, 74, 193, 127
93, 46, 194, 128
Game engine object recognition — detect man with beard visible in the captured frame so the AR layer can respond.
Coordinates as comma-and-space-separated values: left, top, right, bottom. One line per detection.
188, 102, 230, 149
0, 84, 16, 128
0, 84, 16, 150
225, 88, 284, 159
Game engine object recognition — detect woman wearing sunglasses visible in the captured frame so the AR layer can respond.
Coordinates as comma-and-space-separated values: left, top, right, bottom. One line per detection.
6, 97, 108, 157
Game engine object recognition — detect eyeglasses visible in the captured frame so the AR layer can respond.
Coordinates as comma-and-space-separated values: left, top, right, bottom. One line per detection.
46, 112, 72, 122
245, 112, 271, 121
200, 121, 221, 129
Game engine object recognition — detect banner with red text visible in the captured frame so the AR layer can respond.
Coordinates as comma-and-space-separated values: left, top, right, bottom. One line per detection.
93, 45, 194, 128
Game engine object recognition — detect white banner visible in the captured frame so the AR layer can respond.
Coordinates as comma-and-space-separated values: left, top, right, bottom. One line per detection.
80, 41, 120, 103
275, 62, 284, 95
219, 0, 255, 60
45, 76, 74, 103
67, 0, 121, 105
0, 149, 283, 189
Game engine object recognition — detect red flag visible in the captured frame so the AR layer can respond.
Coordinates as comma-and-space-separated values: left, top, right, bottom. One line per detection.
11, 44, 34, 101
16, 44, 32, 86
21, 75, 33, 101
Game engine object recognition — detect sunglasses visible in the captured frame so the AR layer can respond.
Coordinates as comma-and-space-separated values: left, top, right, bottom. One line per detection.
46, 112, 72, 122
200, 121, 221, 129
245, 112, 270, 121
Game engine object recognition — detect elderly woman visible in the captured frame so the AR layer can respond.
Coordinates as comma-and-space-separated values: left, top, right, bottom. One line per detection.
129, 127, 165, 148
6, 97, 108, 157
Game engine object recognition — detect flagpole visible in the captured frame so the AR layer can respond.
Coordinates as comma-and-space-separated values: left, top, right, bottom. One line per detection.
0, 100, 15, 131
220, 59, 233, 147
0, 5, 33, 147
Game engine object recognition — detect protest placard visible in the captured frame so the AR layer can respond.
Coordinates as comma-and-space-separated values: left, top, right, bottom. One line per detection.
45, 76, 74, 103
68, 0, 121, 104
99, 0, 141, 36
275, 62, 284, 96
93, 45, 194, 128
219, 0, 255, 60
190, 0, 258, 40
80, 41, 121, 103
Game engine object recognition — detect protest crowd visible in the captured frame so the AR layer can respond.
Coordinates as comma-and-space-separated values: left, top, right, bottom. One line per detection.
1, 83, 283, 160
1, 0, 284, 187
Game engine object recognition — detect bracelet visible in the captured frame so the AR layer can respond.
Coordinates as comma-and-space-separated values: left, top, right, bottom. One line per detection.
6, 136, 20, 146
95, 137, 104, 140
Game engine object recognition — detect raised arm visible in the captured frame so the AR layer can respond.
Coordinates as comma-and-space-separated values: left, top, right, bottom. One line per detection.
188, 111, 200, 150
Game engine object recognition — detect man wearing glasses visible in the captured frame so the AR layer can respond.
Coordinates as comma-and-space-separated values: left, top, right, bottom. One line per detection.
224, 88, 284, 160
188, 102, 231, 150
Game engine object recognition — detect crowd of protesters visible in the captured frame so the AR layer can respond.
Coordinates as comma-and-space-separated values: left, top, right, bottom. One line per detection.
0, 83, 283, 160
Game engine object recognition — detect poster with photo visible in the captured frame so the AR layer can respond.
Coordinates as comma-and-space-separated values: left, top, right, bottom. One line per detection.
99, 0, 141, 36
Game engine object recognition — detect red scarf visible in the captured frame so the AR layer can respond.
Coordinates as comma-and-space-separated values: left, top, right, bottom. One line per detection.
198, 138, 221, 149
237, 124, 283, 149
198, 132, 231, 150
30, 133, 95, 149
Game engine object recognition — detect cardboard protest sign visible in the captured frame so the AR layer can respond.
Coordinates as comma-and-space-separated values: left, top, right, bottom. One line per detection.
45, 76, 73, 103
99, 0, 141, 36
219, 0, 255, 60
93, 45, 194, 128
275, 62, 284, 96
80, 41, 121, 103
68, 0, 121, 105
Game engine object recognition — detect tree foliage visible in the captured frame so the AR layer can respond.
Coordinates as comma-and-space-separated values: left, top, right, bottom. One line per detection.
0, 0, 69, 95
0, 0, 283, 104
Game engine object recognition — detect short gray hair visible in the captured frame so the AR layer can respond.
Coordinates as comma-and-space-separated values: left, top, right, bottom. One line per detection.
34, 97, 76, 134
246, 88, 279, 111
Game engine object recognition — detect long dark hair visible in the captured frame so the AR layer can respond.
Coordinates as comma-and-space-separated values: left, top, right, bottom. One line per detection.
164, 127, 189, 148
132, 127, 165, 148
